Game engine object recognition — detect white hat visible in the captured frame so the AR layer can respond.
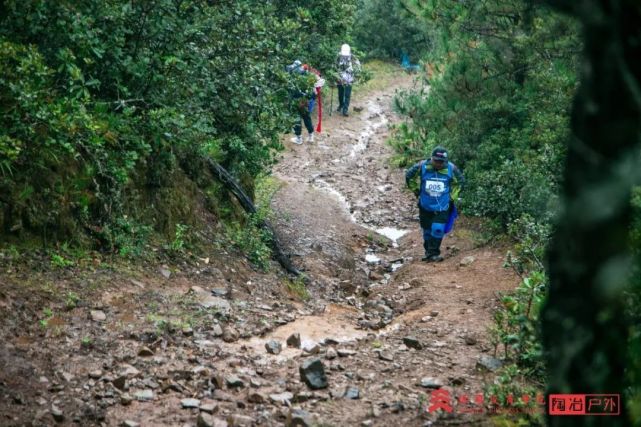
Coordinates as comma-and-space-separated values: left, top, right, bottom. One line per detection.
340, 44, 351, 56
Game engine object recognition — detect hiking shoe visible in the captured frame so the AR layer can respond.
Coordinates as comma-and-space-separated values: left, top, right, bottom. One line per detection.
307, 133, 314, 143
421, 255, 444, 262
342, 109, 349, 117
337, 105, 343, 112
291, 135, 303, 145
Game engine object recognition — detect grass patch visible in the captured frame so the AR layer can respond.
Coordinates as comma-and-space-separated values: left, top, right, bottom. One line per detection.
285, 275, 309, 301
359, 60, 407, 94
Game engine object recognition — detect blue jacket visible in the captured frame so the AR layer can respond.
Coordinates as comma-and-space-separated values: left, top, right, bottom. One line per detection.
406, 160, 464, 212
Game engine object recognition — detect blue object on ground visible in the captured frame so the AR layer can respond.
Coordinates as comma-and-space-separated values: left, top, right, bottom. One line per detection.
401, 52, 421, 72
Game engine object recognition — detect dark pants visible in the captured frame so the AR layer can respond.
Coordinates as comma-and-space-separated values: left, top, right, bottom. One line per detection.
337, 84, 352, 113
294, 107, 314, 136
419, 208, 449, 257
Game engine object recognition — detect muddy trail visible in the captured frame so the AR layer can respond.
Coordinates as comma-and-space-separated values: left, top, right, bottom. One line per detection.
0, 71, 519, 427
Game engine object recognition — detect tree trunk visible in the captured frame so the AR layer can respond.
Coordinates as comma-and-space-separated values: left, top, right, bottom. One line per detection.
206, 158, 301, 276
543, 1, 641, 426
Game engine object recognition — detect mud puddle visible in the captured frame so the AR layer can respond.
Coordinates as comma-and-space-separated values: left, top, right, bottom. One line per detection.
224, 304, 367, 362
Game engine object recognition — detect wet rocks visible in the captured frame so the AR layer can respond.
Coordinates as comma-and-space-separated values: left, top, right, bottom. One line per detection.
344, 386, 360, 399
201, 296, 232, 314
224, 375, 244, 388
460, 256, 475, 266
419, 377, 443, 389
210, 287, 228, 297
160, 266, 171, 278
51, 404, 64, 422
137, 346, 154, 357
336, 348, 356, 357
222, 326, 239, 343
287, 409, 313, 427
228, 414, 254, 426
368, 271, 384, 281
198, 401, 218, 414
299, 358, 328, 389
212, 323, 224, 337
476, 355, 503, 372
180, 398, 201, 409
302, 341, 320, 355
464, 335, 477, 345
247, 392, 268, 404
269, 392, 294, 405
286, 333, 301, 348
134, 389, 154, 401
88, 369, 103, 379
120, 393, 133, 405
378, 351, 394, 362
197, 413, 228, 427
402, 336, 423, 350
265, 340, 282, 354
90, 310, 106, 322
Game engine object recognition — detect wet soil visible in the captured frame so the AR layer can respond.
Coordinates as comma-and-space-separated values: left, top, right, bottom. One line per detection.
0, 71, 520, 427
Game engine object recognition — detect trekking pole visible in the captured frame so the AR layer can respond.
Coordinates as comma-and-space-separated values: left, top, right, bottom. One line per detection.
329, 85, 333, 116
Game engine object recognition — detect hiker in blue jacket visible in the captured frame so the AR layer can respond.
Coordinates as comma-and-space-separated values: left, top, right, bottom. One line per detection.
286, 60, 316, 144
405, 147, 465, 262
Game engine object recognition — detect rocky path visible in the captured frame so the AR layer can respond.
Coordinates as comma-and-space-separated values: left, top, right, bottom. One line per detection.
0, 70, 520, 427
265, 73, 521, 426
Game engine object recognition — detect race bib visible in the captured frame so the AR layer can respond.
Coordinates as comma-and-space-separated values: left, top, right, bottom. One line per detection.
424, 180, 445, 196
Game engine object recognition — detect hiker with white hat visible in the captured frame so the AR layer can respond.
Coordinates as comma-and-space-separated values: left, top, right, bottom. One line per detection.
336, 43, 361, 117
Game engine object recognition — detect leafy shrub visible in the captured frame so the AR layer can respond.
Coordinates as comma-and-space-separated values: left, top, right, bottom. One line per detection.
352, 0, 433, 61
0, 0, 357, 248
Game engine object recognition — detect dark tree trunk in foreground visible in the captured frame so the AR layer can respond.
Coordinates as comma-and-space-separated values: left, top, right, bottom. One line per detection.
543, 1, 641, 426
207, 159, 301, 276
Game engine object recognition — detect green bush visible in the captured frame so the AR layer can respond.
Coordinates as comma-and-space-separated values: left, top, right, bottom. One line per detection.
0, 0, 357, 248
352, 0, 433, 61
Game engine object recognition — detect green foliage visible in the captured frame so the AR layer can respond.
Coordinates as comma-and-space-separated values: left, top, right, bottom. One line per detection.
286, 274, 310, 300
627, 186, 641, 424
485, 365, 544, 426
103, 217, 152, 257
505, 214, 550, 276
65, 291, 80, 310
222, 174, 282, 270
353, 0, 433, 61
50, 252, 74, 269
167, 223, 188, 254
80, 336, 93, 348
390, 0, 578, 230
225, 214, 273, 271
491, 272, 546, 373
39, 307, 54, 328
0, 0, 356, 247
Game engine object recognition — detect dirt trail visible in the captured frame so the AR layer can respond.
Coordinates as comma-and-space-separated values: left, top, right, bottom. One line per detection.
267, 73, 520, 425
0, 71, 519, 427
